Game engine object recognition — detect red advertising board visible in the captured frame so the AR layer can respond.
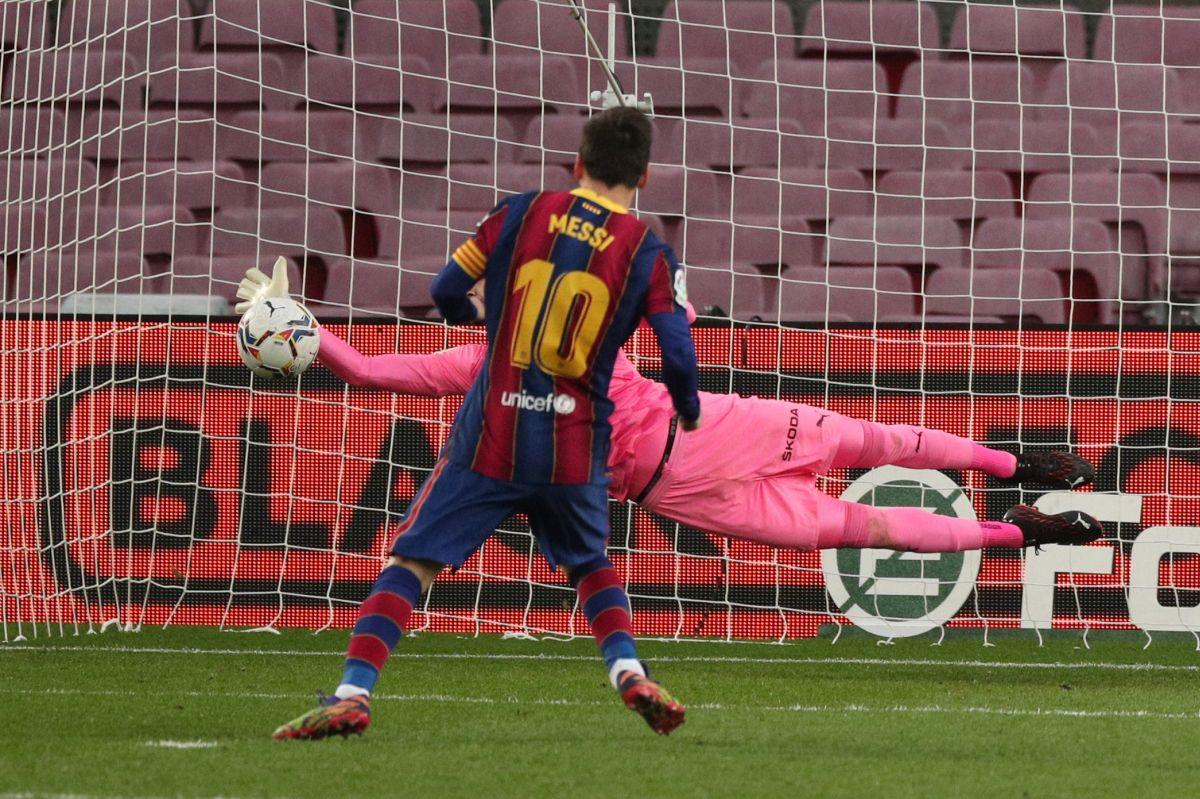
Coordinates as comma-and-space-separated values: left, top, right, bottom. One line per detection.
3, 319, 1200, 639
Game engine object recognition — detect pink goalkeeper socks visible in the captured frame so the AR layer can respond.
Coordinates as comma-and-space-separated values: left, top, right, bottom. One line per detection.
831, 418, 1017, 478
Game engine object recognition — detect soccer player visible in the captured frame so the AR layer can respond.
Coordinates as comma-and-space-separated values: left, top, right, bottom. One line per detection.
238, 271, 1103, 557
268, 107, 701, 740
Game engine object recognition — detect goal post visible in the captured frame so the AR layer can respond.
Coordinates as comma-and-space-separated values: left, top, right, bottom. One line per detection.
3, 0, 1200, 645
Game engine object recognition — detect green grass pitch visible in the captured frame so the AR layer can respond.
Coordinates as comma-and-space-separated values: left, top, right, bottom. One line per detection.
2, 626, 1198, 798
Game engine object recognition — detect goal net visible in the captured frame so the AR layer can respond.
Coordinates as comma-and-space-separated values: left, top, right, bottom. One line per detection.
3, 0, 1199, 644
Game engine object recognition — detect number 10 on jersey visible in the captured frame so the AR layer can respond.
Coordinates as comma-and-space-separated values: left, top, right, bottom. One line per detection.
510, 259, 611, 379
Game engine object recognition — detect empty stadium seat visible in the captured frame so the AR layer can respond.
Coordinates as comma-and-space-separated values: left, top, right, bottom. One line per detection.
971, 120, 1112, 174
171, 254, 304, 300
895, 61, 1039, 135
374, 209, 481, 263
683, 264, 778, 318
635, 166, 726, 219
64, 205, 202, 258
206, 111, 357, 162
11, 252, 149, 302
681, 217, 815, 273
102, 160, 253, 213
58, 0, 193, 59
443, 163, 573, 211
198, 0, 338, 55
735, 167, 873, 223
823, 118, 968, 172
210, 206, 347, 259
0, 108, 69, 154
1, 0, 49, 51
489, 0, 631, 91
4, 51, 142, 107
925, 268, 1067, 324
777, 265, 915, 323
946, 4, 1086, 87
742, 60, 886, 135
876, 170, 1016, 227
148, 51, 296, 110
82, 110, 215, 163
367, 114, 519, 165
799, 2, 939, 59
259, 161, 398, 216
826, 216, 964, 272
972, 217, 1126, 322
323, 257, 442, 316
654, 117, 818, 170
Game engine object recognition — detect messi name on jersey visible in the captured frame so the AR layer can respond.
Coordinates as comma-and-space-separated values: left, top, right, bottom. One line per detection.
547, 212, 617, 251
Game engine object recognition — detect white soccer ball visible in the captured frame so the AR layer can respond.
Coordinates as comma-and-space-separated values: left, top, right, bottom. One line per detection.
236, 297, 321, 379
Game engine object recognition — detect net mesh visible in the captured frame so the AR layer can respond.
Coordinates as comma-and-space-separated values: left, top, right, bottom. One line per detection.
3, 0, 1200, 644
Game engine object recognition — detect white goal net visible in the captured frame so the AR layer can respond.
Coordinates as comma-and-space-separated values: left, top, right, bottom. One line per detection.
3, 0, 1199, 645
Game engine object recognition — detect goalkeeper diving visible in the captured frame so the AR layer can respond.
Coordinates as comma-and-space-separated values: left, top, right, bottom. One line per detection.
237, 265, 1104, 557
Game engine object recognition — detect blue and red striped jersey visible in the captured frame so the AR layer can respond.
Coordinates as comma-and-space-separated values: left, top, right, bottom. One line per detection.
431, 187, 699, 485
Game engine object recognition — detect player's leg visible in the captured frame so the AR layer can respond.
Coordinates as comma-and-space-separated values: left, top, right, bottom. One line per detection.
825, 413, 1093, 488
531, 485, 685, 735
273, 460, 515, 740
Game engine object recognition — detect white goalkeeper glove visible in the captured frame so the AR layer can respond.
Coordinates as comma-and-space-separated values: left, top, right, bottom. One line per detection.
234, 256, 290, 315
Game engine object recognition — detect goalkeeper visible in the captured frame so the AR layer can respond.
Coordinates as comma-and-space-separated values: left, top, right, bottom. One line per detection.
236, 265, 1103, 556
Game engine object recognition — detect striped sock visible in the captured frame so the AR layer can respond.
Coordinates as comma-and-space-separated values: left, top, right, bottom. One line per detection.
336, 565, 422, 697
571, 557, 640, 686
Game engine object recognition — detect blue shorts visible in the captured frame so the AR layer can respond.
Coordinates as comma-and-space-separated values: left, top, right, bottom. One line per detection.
389, 458, 610, 571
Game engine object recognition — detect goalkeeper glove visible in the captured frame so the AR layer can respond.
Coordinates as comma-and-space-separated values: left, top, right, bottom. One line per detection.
234, 256, 290, 315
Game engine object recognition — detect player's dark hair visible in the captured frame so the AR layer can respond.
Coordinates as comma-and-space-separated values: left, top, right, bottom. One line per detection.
578, 107, 653, 189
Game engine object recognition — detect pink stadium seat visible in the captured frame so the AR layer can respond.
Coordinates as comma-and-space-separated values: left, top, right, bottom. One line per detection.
894, 61, 1038, 137
0, 108, 69, 154
972, 218, 1126, 322
683, 264, 776, 318
367, 113, 519, 165
102, 160, 252, 212
323, 257, 443, 316
3, 51, 142, 106
0, 206, 48, 254
11, 252, 149, 301
1039, 63, 1182, 153
778, 266, 915, 323
198, 0, 338, 55
1092, 3, 1200, 117
148, 51, 296, 110
205, 111, 356, 162
210, 206, 347, 259
635, 166, 725, 219
875, 170, 1016, 226
826, 216, 964, 272
1, 159, 100, 205
799, 2, 939, 57
1, 0, 49, 50
823, 118, 968, 172
58, 0, 193, 59
82, 110, 215, 162
259, 161, 397, 216
736, 167, 873, 223
925, 268, 1067, 324
518, 114, 587, 166
655, 117, 817, 170
444, 54, 582, 118
306, 57, 436, 114
64, 205, 201, 257
946, 4, 1086, 87
970, 120, 1113, 175
742, 60, 886, 135
489, 0, 631, 93
374, 209, 480, 263
171, 254, 304, 299
443, 163, 573, 211
681, 218, 815, 272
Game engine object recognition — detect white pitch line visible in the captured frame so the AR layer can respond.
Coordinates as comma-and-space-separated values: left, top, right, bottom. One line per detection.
144, 740, 219, 750
2, 685, 1195, 722
2, 643, 1197, 673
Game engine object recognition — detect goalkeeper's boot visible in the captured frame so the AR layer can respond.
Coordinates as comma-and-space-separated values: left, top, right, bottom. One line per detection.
272, 692, 370, 740
1003, 504, 1105, 548
1007, 450, 1095, 489
617, 670, 685, 736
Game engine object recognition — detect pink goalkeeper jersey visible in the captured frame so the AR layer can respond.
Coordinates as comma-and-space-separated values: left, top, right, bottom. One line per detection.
318, 331, 733, 501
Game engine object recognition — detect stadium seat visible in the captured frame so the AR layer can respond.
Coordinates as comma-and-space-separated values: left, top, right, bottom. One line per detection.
655, 117, 817, 170
11, 252, 149, 302
210, 206, 347, 259
0, 206, 48, 255
198, 0, 338, 55
924, 267, 1067, 324
826, 216, 964, 272
823, 118, 968, 172
368, 113, 519, 166
518, 114, 587, 166
741, 60, 886, 135
945, 3, 1086, 88
1094, 8, 1200, 115
635, 166, 725, 219
1, 159, 100, 205
0, 108, 69, 154
0, 0, 49, 51
972, 217, 1126, 322
443, 163, 573, 211
64, 205, 202, 258
970, 120, 1113, 175
58, 0, 194, 59
374, 209, 481, 263
323, 257, 443, 316
683, 264, 778, 318
875, 170, 1016, 228
632, 0, 796, 117
735, 167, 874, 224
207, 111, 357, 162
148, 51, 296, 110
681, 217, 815, 273
172, 254, 304, 300
1026, 171, 1167, 299
798, 2, 939, 60
259, 161, 398, 216
3, 50, 142, 107
102, 160, 253, 213
82, 110, 215, 163
894, 61, 1039, 138
777, 265, 915, 323
444, 54, 582, 120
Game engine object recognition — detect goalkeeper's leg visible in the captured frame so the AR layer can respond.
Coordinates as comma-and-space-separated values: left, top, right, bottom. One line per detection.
826, 414, 1093, 488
